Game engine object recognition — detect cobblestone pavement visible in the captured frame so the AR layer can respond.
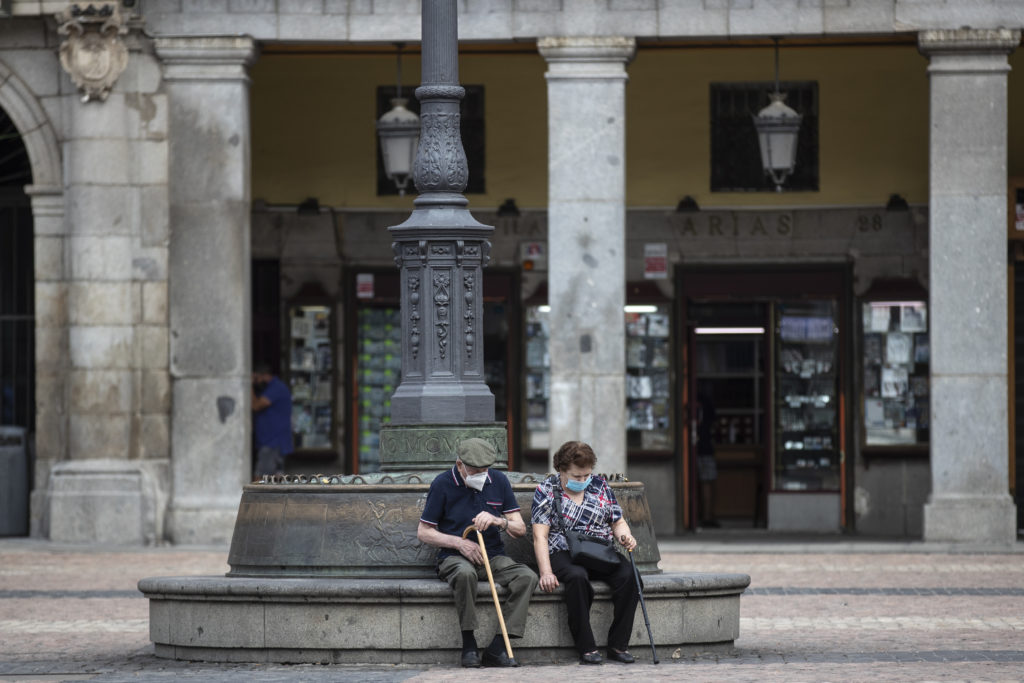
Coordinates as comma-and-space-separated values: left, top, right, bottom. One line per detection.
1, 537, 1023, 682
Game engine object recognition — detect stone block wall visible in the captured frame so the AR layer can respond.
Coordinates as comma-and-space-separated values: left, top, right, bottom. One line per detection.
14, 15, 172, 541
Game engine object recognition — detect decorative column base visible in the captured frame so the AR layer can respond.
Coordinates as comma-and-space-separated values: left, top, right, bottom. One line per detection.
47, 459, 168, 545
379, 423, 508, 471
923, 494, 1017, 545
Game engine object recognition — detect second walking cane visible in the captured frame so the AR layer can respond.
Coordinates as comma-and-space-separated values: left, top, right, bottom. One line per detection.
463, 525, 514, 659
628, 548, 658, 664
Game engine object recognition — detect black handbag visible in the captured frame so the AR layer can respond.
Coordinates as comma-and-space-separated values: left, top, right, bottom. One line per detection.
551, 479, 622, 573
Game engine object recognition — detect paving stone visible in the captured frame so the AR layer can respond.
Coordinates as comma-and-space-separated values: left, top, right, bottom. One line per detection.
2, 538, 1024, 680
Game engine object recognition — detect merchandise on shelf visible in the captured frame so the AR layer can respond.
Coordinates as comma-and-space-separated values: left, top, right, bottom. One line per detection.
625, 307, 673, 451
289, 305, 334, 451
774, 301, 839, 491
355, 306, 402, 472
862, 300, 929, 447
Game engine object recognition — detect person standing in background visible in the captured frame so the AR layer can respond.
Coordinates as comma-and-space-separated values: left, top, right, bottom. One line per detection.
252, 362, 293, 477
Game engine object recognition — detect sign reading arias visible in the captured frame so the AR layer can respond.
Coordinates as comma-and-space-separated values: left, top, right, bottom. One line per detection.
675, 212, 794, 238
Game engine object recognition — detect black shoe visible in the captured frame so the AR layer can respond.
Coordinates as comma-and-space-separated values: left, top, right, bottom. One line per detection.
606, 648, 635, 664
579, 651, 603, 665
461, 650, 481, 668
481, 650, 519, 667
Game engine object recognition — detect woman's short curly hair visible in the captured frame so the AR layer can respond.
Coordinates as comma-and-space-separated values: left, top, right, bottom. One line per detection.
553, 440, 597, 473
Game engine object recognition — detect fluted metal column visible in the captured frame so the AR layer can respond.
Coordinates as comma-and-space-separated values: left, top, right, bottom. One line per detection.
381, 0, 503, 470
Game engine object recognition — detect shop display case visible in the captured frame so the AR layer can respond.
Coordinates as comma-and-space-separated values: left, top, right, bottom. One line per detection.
861, 299, 929, 449
354, 305, 402, 473
288, 304, 334, 451
625, 304, 673, 452
774, 300, 840, 491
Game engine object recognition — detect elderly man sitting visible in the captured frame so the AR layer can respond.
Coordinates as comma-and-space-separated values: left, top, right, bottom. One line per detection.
417, 438, 539, 668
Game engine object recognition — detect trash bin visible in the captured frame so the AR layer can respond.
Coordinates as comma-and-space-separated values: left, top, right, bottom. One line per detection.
0, 426, 28, 536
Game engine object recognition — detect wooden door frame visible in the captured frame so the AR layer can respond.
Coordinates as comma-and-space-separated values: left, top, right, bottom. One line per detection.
677, 263, 853, 531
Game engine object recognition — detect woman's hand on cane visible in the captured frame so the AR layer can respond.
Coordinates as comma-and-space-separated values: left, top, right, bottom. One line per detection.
618, 533, 638, 551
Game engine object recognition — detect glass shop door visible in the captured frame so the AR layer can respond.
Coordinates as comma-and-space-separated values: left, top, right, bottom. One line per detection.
685, 302, 770, 529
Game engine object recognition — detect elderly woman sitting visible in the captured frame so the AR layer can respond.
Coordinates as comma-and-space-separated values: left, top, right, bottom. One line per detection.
530, 440, 640, 665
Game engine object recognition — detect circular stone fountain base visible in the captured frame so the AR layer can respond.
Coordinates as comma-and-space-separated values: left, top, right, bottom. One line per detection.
138, 572, 749, 664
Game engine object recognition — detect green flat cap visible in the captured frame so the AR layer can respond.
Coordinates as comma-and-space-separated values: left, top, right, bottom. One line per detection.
458, 438, 496, 468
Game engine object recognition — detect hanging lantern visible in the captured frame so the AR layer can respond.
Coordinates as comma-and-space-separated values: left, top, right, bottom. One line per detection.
752, 38, 802, 191
377, 97, 420, 196
377, 44, 420, 196
753, 92, 801, 191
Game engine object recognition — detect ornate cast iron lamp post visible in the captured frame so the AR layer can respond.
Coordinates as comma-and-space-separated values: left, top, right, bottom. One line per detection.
379, 0, 503, 470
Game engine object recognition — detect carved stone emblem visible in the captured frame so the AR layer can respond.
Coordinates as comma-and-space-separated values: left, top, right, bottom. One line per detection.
57, 3, 129, 103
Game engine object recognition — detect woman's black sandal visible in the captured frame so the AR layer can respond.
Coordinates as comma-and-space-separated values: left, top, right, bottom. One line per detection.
606, 648, 635, 664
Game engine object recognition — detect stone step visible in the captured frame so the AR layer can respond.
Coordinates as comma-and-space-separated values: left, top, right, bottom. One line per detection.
139, 571, 749, 665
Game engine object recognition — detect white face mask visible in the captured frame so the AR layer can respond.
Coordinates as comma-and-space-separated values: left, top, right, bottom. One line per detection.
464, 470, 488, 491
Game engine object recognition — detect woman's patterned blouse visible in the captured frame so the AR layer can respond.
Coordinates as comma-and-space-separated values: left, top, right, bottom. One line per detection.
531, 474, 623, 554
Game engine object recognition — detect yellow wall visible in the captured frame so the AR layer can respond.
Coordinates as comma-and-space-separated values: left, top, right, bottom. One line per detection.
628, 45, 929, 207
251, 44, 934, 209
250, 51, 549, 209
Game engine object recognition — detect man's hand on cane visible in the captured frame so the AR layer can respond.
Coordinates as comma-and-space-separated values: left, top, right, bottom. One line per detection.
471, 510, 505, 532
457, 536, 484, 564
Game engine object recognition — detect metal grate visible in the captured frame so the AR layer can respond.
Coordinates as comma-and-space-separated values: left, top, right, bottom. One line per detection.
710, 81, 819, 193
0, 100, 33, 434
0, 202, 33, 431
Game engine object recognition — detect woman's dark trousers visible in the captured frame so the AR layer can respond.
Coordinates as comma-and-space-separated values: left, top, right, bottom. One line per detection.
548, 550, 640, 654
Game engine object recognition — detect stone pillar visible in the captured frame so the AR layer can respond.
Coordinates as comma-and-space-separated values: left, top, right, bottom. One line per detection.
155, 37, 256, 545
538, 37, 635, 473
27, 185, 65, 538
919, 29, 1019, 544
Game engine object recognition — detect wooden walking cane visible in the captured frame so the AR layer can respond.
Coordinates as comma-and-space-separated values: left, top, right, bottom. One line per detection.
463, 525, 514, 659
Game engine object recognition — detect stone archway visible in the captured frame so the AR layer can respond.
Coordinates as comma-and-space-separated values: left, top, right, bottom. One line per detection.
0, 58, 65, 536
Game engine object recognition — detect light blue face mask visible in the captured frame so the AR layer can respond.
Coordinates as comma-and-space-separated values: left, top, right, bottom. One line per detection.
565, 475, 591, 493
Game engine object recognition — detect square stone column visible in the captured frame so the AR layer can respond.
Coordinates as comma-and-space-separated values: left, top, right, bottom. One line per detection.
155, 37, 256, 545
44, 30, 172, 544
538, 37, 635, 474
919, 29, 1020, 544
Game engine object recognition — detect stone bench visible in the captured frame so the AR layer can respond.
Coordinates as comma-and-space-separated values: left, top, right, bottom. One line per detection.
139, 571, 750, 665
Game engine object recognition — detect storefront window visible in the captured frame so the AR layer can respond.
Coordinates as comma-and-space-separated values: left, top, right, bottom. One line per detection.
626, 304, 673, 452
288, 305, 334, 451
354, 306, 401, 472
774, 300, 840, 491
861, 300, 929, 447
